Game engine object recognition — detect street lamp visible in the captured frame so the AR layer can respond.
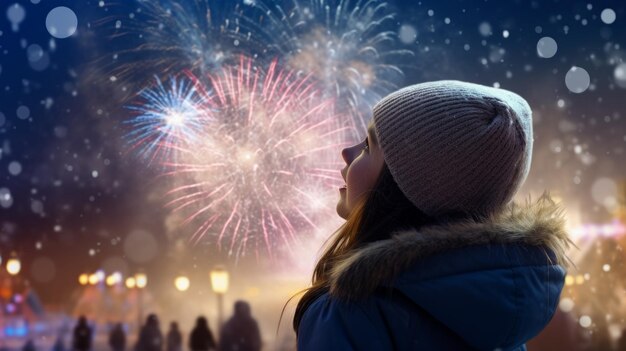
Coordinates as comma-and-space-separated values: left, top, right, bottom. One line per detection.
174, 276, 190, 292
210, 266, 229, 333
125, 277, 136, 289
135, 273, 147, 289
105, 275, 116, 287
135, 273, 147, 329
105, 272, 122, 287
111, 272, 122, 285
95, 270, 105, 284
0, 253, 22, 349
78, 274, 89, 286
88, 274, 99, 285
6, 258, 21, 275
1, 256, 20, 347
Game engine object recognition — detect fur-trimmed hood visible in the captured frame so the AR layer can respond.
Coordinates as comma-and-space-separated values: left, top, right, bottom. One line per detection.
330, 194, 571, 299
327, 194, 571, 350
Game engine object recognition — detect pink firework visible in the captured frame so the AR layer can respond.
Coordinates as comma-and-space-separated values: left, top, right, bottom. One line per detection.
163, 57, 349, 258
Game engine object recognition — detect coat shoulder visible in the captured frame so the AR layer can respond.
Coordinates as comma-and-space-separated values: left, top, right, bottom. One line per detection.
297, 291, 474, 351
298, 293, 393, 350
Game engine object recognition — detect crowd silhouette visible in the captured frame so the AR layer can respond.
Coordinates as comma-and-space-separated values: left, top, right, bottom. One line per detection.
109, 301, 261, 351
166, 322, 182, 351
16, 301, 626, 350
219, 301, 261, 351
17, 300, 263, 351
73, 316, 92, 351
108, 323, 126, 351
40, 304, 626, 351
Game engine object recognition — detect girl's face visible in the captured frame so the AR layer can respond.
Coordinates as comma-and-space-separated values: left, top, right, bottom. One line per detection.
337, 122, 385, 219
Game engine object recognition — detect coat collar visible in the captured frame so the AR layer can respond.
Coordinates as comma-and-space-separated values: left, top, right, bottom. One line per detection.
329, 194, 572, 300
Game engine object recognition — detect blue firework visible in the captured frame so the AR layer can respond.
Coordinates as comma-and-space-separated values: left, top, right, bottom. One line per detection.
125, 76, 209, 164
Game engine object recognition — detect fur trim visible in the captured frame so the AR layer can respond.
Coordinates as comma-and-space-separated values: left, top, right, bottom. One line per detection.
329, 193, 573, 301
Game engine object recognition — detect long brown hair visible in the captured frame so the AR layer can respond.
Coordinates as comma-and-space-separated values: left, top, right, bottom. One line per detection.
292, 164, 437, 332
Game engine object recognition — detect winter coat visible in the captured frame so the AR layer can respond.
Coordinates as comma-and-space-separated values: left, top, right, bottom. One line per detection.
109, 327, 126, 351
298, 197, 570, 351
189, 326, 216, 351
219, 316, 262, 351
166, 329, 183, 351
135, 324, 163, 351
73, 324, 92, 351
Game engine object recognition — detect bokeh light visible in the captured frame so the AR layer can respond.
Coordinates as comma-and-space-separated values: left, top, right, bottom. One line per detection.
46, 7, 78, 39
6, 258, 21, 275
537, 37, 558, 58
565, 66, 591, 93
174, 276, 190, 291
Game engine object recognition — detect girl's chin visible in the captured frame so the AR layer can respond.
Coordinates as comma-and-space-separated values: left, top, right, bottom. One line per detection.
336, 199, 349, 219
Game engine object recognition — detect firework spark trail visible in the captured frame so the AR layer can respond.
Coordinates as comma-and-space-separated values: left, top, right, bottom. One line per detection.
238, 0, 413, 136
95, 0, 260, 101
133, 57, 347, 257
125, 76, 209, 165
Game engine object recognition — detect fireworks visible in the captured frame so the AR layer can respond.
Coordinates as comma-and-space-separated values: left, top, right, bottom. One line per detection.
133, 57, 347, 257
239, 0, 413, 134
107, 0, 412, 129
125, 76, 208, 164
128, 0, 247, 72
119, 0, 411, 257
98, 0, 257, 99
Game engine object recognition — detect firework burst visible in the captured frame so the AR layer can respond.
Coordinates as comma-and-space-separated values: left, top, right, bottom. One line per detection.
95, 0, 259, 100
125, 76, 208, 164
137, 57, 347, 257
239, 0, 413, 134
128, 0, 249, 72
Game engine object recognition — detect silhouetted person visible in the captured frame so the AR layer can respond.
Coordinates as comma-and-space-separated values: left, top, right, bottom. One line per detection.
72, 316, 92, 351
109, 323, 126, 351
219, 301, 262, 351
135, 314, 163, 351
189, 317, 216, 351
22, 340, 36, 351
52, 336, 66, 351
166, 322, 183, 351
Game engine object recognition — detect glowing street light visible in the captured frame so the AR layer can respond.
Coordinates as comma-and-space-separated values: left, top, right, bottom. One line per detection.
94, 270, 105, 284
6, 258, 21, 276
110, 272, 122, 285
135, 273, 147, 289
78, 274, 89, 286
210, 267, 229, 294
134, 273, 148, 328
125, 277, 136, 289
174, 276, 190, 292
210, 266, 229, 332
106, 275, 116, 287
88, 274, 99, 285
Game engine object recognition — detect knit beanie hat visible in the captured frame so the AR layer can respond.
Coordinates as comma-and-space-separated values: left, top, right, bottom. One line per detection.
372, 80, 533, 218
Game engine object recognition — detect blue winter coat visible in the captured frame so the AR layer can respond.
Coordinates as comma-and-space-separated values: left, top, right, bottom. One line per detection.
298, 198, 569, 350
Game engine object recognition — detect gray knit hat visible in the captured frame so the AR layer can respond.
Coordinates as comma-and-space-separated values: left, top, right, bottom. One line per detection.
373, 80, 533, 218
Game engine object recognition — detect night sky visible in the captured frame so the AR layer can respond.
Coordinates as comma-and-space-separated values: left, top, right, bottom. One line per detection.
1, 0, 625, 308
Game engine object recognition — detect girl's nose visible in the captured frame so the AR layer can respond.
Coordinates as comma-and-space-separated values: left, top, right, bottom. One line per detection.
341, 144, 358, 164
341, 147, 351, 164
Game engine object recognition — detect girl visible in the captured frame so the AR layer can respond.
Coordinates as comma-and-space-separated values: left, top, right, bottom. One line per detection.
294, 81, 571, 350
